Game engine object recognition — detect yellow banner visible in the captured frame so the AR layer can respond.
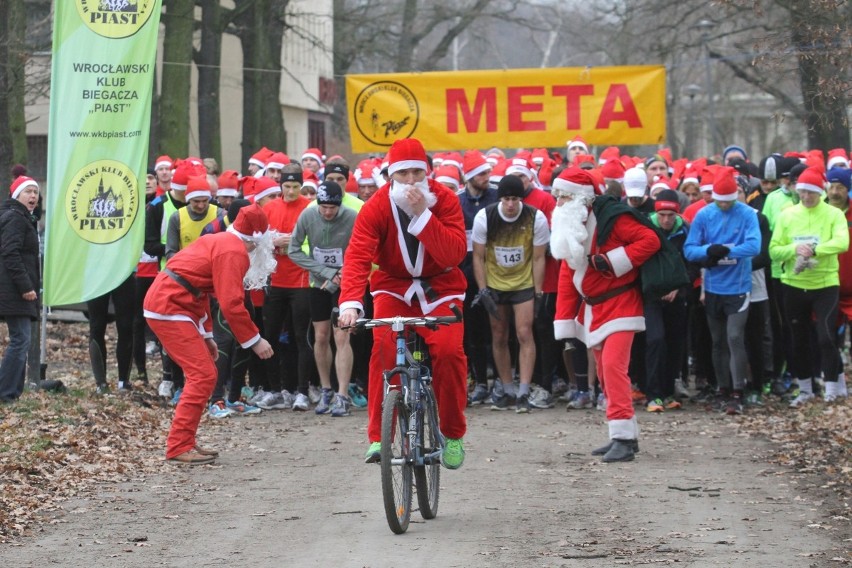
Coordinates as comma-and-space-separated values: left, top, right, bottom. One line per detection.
346, 66, 666, 152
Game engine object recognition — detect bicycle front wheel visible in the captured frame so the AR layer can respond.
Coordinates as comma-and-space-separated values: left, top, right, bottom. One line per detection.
381, 389, 413, 534
415, 385, 441, 519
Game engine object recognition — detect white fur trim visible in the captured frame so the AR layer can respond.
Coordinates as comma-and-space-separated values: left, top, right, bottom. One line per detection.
388, 159, 427, 176
506, 164, 531, 178
248, 158, 266, 168
796, 182, 824, 193
155, 160, 173, 170
711, 190, 737, 201
301, 151, 323, 164
464, 162, 491, 179
608, 418, 636, 440
552, 177, 594, 196
240, 333, 261, 349
185, 190, 212, 201
828, 156, 849, 169
435, 175, 459, 188
567, 140, 588, 152
255, 186, 282, 201
266, 160, 286, 170
554, 319, 576, 340
171, 182, 187, 191
216, 188, 238, 197
143, 310, 208, 337
682, 176, 699, 186
338, 300, 364, 317
408, 208, 432, 236
11, 179, 38, 199
606, 246, 633, 278
699, 183, 713, 192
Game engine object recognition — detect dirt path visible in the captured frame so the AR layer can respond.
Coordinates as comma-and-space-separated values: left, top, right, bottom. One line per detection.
1, 402, 849, 567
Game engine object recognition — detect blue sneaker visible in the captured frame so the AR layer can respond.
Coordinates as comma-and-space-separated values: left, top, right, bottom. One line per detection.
208, 400, 234, 419
240, 385, 254, 402
315, 388, 334, 415
348, 384, 367, 408
170, 388, 183, 407
226, 400, 262, 415
331, 394, 352, 417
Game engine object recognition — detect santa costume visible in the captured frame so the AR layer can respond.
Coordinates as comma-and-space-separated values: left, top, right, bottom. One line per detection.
339, 138, 469, 446
550, 167, 660, 462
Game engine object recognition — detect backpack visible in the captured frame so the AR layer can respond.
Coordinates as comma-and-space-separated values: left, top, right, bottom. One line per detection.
592, 196, 690, 299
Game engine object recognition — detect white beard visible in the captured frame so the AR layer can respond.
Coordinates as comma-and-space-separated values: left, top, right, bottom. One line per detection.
551, 197, 590, 271
243, 229, 278, 290
391, 179, 437, 218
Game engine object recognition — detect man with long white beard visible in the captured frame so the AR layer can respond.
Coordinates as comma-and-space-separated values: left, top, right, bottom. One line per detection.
550, 167, 660, 462
338, 138, 469, 470
144, 203, 276, 465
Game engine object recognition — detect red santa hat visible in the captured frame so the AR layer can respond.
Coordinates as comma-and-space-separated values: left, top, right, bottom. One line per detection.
505, 156, 534, 179
650, 176, 672, 197
681, 168, 700, 187
441, 152, 462, 171
301, 148, 325, 166
490, 159, 508, 186
598, 146, 620, 165
10, 176, 38, 200
171, 159, 207, 191
248, 147, 274, 169
462, 149, 491, 179
431, 152, 445, 168
796, 167, 827, 193
531, 148, 549, 165
711, 167, 739, 201
387, 138, 428, 176
244, 176, 281, 202
185, 176, 213, 201
699, 166, 717, 193
266, 152, 290, 170
485, 148, 505, 166
154, 155, 173, 171
434, 165, 461, 190
216, 170, 240, 197
566, 136, 588, 153
302, 170, 319, 191
574, 154, 596, 169
600, 158, 626, 181
230, 203, 270, 240
551, 166, 599, 198
827, 148, 849, 170
354, 159, 381, 186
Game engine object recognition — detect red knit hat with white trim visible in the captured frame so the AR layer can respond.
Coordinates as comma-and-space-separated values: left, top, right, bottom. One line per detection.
154, 155, 173, 171
827, 148, 849, 170
248, 147, 274, 169
711, 166, 739, 201
230, 203, 269, 240
566, 136, 588, 153
10, 176, 38, 200
185, 176, 212, 201
462, 150, 491, 179
266, 152, 290, 170
244, 176, 281, 202
301, 148, 325, 167
387, 138, 428, 176
600, 158, 626, 181
505, 156, 533, 179
551, 166, 598, 198
170, 159, 207, 191
796, 167, 827, 193
434, 165, 461, 189
216, 170, 240, 197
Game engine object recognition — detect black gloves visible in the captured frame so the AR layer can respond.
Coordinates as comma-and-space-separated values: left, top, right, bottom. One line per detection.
587, 253, 614, 276
706, 244, 730, 259
471, 288, 500, 319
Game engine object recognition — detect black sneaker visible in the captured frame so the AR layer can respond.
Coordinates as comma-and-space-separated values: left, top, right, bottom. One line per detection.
490, 393, 516, 411
725, 396, 743, 415
516, 393, 531, 414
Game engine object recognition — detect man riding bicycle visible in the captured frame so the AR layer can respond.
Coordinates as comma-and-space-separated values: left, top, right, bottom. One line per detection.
337, 138, 468, 469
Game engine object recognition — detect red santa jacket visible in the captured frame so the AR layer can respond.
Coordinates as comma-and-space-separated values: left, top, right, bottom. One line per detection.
838, 202, 852, 317
523, 187, 559, 293
339, 178, 467, 314
143, 232, 260, 348
264, 196, 310, 289
554, 208, 660, 348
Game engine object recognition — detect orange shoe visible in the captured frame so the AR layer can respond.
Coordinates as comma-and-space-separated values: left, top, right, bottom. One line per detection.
646, 398, 664, 413
632, 388, 647, 404
664, 397, 682, 410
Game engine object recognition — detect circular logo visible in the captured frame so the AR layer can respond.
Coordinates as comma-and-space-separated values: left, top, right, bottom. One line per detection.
76, 0, 157, 39
66, 160, 138, 245
353, 81, 419, 147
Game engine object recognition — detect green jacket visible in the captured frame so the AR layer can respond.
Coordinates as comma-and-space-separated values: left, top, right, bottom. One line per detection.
762, 187, 798, 278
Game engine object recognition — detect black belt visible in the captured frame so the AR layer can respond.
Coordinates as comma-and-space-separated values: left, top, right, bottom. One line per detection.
164, 268, 202, 298
583, 282, 635, 306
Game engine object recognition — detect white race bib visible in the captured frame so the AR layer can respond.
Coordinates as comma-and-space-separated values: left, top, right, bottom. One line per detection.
313, 246, 343, 268
466, 229, 473, 252
494, 245, 524, 268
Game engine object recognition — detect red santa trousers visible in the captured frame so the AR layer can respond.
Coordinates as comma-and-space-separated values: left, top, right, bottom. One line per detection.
367, 294, 468, 443
148, 319, 218, 459
592, 330, 638, 440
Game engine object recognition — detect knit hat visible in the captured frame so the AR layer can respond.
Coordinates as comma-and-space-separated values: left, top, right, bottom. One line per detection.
654, 189, 680, 212
281, 170, 303, 184
316, 181, 343, 206
623, 167, 648, 198
712, 166, 739, 201
551, 167, 598, 198
266, 152, 290, 170
216, 170, 240, 197
722, 144, 748, 163
827, 167, 852, 191
325, 163, 350, 179
497, 175, 526, 198
245, 176, 281, 202
154, 155, 173, 171
827, 148, 849, 170
185, 176, 212, 201
566, 136, 588, 153
10, 176, 38, 200
248, 147, 274, 169
387, 138, 428, 176
795, 167, 826, 193
434, 165, 461, 190
230, 203, 269, 240
301, 148, 325, 167
462, 149, 491, 179
598, 146, 620, 165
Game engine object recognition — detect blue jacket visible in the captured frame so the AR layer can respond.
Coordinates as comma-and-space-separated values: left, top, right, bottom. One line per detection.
457, 187, 498, 284
684, 201, 761, 295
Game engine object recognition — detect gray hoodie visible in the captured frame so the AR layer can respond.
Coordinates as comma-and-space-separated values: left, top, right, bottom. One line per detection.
288, 205, 357, 293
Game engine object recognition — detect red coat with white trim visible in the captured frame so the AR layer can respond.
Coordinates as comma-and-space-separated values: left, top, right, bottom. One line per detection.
143, 232, 260, 347
339, 178, 467, 314
554, 207, 660, 348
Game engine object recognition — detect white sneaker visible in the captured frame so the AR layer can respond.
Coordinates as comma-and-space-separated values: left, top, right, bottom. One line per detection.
257, 391, 289, 410
824, 380, 839, 402
292, 392, 310, 411
247, 388, 267, 406
158, 380, 174, 399
307, 384, 322, 405
674, 378, 690, 399
280, 389, 296, 408
596, 393, 607, 411
145, 341, 159, 356
789, 391, 815, 407
838, 373, 849, 397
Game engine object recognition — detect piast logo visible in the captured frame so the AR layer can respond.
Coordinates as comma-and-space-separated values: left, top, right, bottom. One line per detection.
353, 81, 419, 147
65, 160, 138, 245
76, 0, 156, 39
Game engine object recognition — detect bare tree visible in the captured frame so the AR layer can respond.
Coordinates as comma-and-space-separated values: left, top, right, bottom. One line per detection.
159, 0, 194, 158
196, 0, 223, 165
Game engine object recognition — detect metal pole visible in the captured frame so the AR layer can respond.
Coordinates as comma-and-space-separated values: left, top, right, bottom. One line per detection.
700, 33, 720, 153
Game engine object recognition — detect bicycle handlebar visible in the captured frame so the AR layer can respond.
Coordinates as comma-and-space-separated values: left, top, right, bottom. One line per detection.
334, 303, 463, 331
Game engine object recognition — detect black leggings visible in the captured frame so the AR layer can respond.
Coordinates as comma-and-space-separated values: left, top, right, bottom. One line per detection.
783, 284, 840, 382
263, 287, 313, 395
133, 275, 155, 375
87, 275, 135, 384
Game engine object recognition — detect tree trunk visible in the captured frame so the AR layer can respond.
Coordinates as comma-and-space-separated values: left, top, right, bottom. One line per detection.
196, 0, 222, 164
7, 0, 28, 170
395, 0, 418, 71
0, 0, 12, 192
159, 0, 194, 158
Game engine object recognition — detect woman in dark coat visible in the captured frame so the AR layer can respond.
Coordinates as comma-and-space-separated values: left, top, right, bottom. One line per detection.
0, 176, 41, 403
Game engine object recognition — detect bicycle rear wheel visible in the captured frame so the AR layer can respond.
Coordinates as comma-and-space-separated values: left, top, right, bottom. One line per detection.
415, 385, 441, 519
381, 389, 412, 534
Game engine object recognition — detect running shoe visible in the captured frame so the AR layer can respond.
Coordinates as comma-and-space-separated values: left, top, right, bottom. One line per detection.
631, 387, 647, 405
725, 395, 743, 416
673, 378, 690, 400
158, 380, 174, 399
315, 388, 334, 415
441, 438, 465, 470
490, 393, 516, 411
596, 393, 607, 411
331, 394, 352, 417
364, 442, 381, 464
663, 397, 682, 410
516, 393, 531, 414
240, 385, 255, 402
528, 386, 554, 409
550, 377, 569, 398
646, 398, 664, 413
292, 392, 310, 411
247, 387, 267, 406
226, 400, 262, 415
307, 384, 322, 405
566, 391, 593, 410
208, 400, 234, 419
170, 388, 183, 407
257, 391, 289, 410
348, 384, 368, 408
279, 389, 296, 408
145, 340, 160, 356
788, 391, 815, 408
744, 392, 764, 407
467, 383, 490, 406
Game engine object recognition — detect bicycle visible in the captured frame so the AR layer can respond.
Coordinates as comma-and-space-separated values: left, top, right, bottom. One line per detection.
344, 305, 462, 534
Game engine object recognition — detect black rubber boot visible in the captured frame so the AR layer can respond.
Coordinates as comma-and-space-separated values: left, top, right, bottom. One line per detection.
601, 439, 636, 463
89, 340, 108, 392
591, 439, 639, 456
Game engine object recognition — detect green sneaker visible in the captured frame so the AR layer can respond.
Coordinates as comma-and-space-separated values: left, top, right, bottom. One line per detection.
364, 441, 381, 464
441, 438, 465, 470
